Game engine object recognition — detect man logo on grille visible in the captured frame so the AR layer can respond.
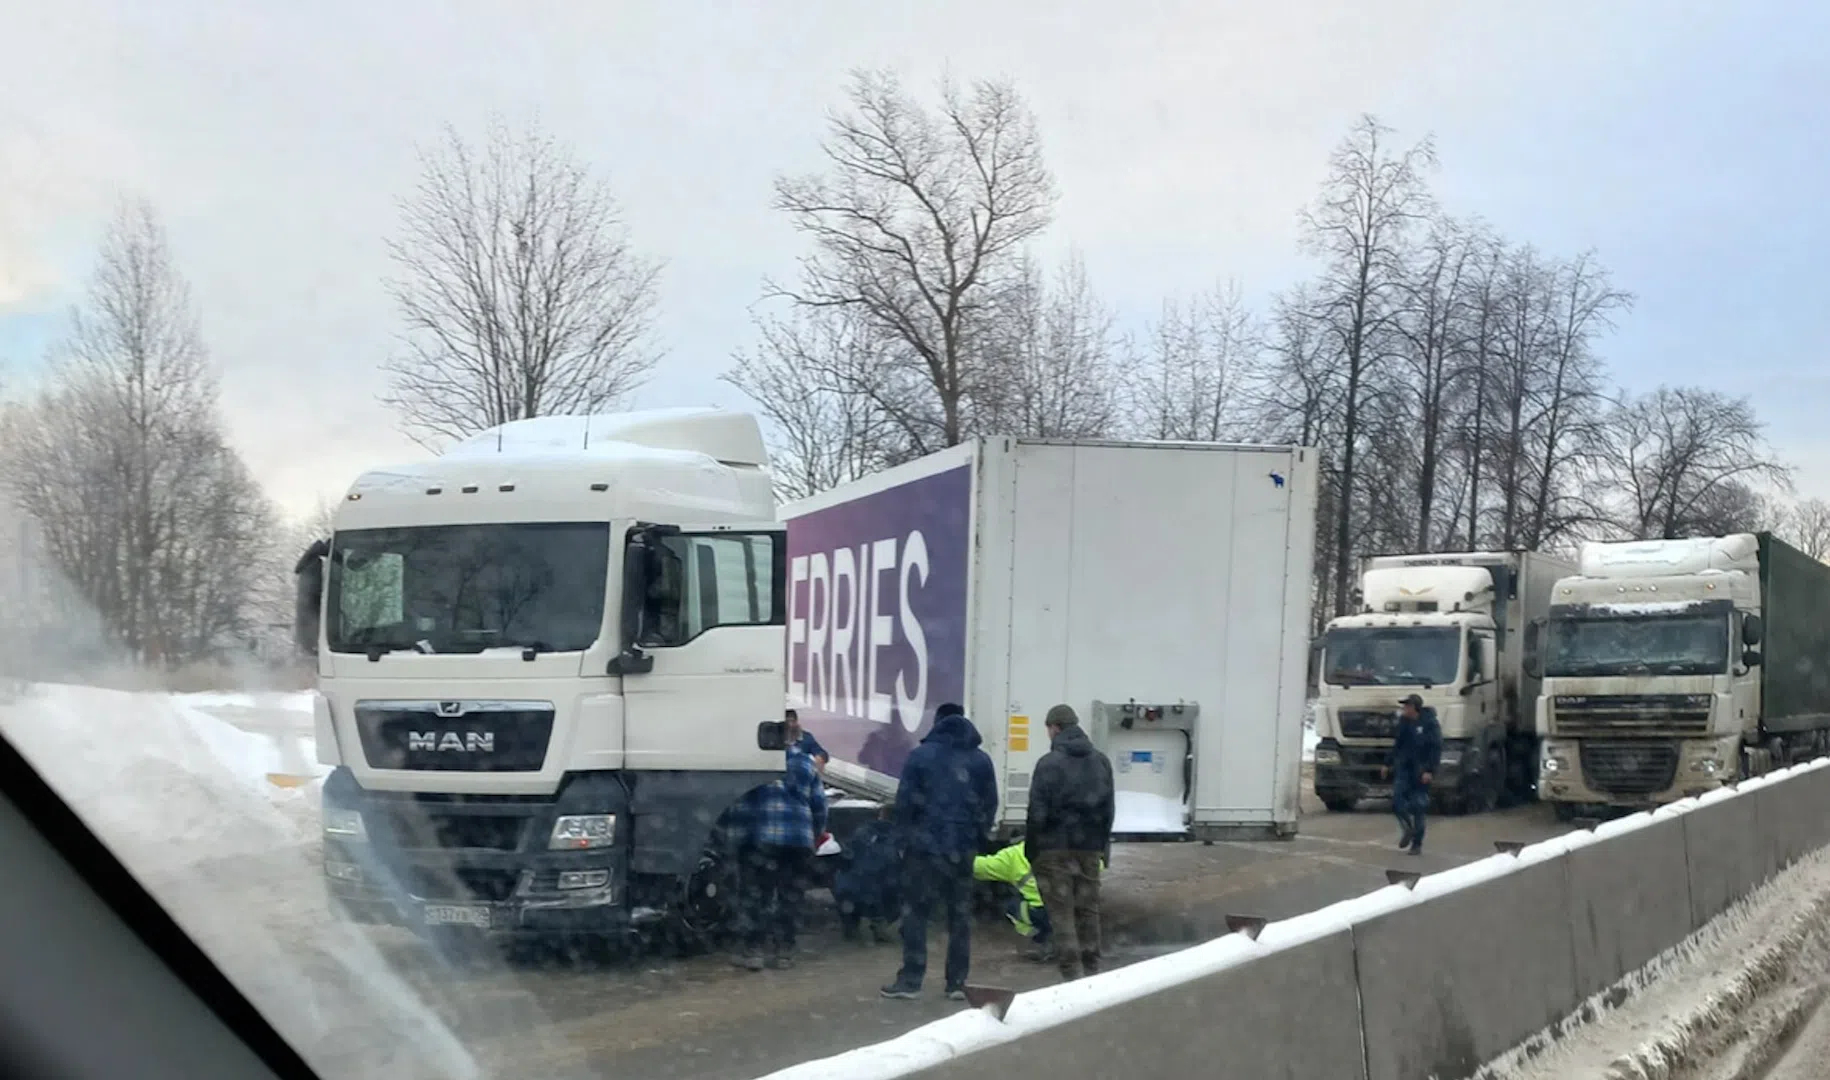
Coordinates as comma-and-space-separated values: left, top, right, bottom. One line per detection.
408, 731, 495, 753
437, 701, 465, 717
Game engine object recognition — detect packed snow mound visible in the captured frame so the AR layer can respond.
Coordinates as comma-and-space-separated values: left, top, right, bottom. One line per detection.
0, 683, 326, 863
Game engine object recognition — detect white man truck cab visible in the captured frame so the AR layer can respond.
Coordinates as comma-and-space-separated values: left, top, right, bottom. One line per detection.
1312, 550, 1574, 814
293, 408, 790, 942
1528, 532, 1830, 817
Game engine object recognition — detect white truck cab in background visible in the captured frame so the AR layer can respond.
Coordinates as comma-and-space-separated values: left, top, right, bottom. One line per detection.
1312, 550, 1575, 815
295, 408, 789, 943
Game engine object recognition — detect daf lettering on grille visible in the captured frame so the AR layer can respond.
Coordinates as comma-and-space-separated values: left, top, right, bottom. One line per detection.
408, 731, 496, 753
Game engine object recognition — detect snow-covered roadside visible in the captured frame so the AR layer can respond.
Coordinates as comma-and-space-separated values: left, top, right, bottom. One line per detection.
0, 683, 480, 1080
1478, 845, 1830, 1080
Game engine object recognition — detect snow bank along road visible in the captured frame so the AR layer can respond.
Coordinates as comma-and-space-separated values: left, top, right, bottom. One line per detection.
0, 685, 1577, 1080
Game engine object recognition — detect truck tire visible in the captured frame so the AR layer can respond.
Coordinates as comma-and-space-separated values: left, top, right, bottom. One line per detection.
664, 845, 737, 956
1552, 802, 1583, 824
1320, 794, 1357, 813
1474, 746, 1505, 814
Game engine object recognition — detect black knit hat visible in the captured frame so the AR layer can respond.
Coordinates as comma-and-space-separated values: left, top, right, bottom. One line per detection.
935, 702, 965, 720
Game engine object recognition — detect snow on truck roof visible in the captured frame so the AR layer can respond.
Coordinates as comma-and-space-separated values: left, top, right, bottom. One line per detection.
1577, 533, 1759, 579
337, 407, 777, 528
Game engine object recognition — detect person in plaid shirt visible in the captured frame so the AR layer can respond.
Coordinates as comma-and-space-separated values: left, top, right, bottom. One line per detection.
731, 744, 828, 970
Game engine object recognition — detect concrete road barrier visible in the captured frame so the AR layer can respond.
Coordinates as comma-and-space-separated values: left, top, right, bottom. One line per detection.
774, 761, 1830, 1080
1683, 792, 1767, 926
1566, 813, 1693, 998
905, 930, 1367, 1080
1354, 857, 1577, 1080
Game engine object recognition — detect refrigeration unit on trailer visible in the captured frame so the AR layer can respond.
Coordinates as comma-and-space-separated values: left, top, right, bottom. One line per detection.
783, 436, 1319, 842
294, 408, 792, 942
1311, 549, 1575, 814
1529, 532, 1830, 815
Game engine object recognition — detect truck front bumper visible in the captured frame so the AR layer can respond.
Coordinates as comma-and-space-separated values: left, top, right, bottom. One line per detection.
1313, 739, 1468, 802
320, 767, 643, 939
1538, 735, 1737, 808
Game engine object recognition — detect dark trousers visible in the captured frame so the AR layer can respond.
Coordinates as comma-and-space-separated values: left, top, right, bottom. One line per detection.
1394, 782, 1429, 847
897, 851, 973, 989
737, 844, 810, 952
1033, 850, 1103, 979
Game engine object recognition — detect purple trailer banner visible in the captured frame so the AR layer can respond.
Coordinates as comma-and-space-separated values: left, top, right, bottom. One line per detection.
786, 462, 972, 780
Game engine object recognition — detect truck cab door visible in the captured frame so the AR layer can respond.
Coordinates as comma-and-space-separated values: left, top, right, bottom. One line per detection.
613, 522, 787, 771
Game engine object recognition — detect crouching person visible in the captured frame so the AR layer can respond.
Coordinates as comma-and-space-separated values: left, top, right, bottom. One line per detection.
731, 744, 828, 971
972, 841, 1054, 962
833, 805, 901, 945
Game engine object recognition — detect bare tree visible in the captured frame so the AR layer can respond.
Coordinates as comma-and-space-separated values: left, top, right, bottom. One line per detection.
981, 252, 1120, 439
1129, 279, 1259, 442
1, 201, 276, 669
1394, 216, 1477, 550
382, 118, 662, 448
769, 69, 1057, 453
1775, 497, 1830, 561
1601, 386, 1791, 540
724, 306, 910, 500
1293, 115, 1437, 613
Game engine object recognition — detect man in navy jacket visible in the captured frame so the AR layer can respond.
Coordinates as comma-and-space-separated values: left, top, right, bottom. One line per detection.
880, 703, 998, 1001
1385, 694, 1442, 856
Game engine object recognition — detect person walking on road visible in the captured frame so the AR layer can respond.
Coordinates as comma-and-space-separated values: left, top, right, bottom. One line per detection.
1026, 704, 1116, 982
880, 702, 998, 1002
1384, 694, 1442, 856
731, 743, 827, 971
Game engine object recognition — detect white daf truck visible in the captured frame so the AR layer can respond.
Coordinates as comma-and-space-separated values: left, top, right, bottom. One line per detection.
294, 408, 791, 943
1311, 550, 1575, 814
1528, 532, 1830, 817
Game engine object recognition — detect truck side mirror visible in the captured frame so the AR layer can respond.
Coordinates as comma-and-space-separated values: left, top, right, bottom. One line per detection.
292, 539, 329, 656
607, 527, 658, 676
757, 720, 788, 752
1743, 615, 1764, 647
1743, 649, 1762, 668
1523, 619, 1543, 680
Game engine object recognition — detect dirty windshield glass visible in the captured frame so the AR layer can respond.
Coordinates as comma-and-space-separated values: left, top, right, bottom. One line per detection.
1544, 613, 1730, 678
327, 523, 610, 654
1322, 626, 1461, 687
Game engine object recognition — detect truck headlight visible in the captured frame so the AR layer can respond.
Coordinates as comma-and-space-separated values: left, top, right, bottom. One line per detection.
1440, 747, 1463, 766
1314, 747, 1341, 765
550, 814, 617, 850
1541, 755, 1569, 775
323, 807, 366, 839
1690, 758, 1724, 775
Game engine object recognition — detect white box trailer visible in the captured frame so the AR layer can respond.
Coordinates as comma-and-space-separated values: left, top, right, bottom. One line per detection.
782, 436, 1319, 840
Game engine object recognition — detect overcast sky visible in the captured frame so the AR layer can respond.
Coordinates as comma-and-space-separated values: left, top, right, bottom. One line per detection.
3, 1, 1826, 520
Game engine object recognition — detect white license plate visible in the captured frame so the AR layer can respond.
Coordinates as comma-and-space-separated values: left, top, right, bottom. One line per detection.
423, 904, 492, 929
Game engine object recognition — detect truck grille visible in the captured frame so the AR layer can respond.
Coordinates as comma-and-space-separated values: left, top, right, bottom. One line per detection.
1579, 741, 1680, 797
400, 866, 522, 903
1552, 694, 1712, 738
354, 700, 554, 772
1338, 709, 1398, 739
367, 809, 526, 852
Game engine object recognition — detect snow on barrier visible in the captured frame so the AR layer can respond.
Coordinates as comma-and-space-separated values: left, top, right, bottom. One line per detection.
759, 758, 1830, 1080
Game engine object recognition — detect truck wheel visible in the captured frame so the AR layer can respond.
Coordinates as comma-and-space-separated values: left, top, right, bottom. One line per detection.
1475, 747, 1505, 814
667, 847, 736, 956
1320, 794, 1357, 813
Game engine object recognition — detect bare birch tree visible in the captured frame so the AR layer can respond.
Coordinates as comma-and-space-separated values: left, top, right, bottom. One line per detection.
1293, 114, 1437, 614
980, 252, 1120, 439
1, 201, 275, 668
382, 118, 662, 448
1775, 497, 1830, 561
768, 70, 1056, 453
724, 306, 911, 500
1601, 386, 1790, 540
1129, 279, 1259, 442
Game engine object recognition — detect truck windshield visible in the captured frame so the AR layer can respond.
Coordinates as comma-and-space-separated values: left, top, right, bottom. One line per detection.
1544, 613, 1729, 677
1322, 626, 1461, 687
325, 522, 611, 654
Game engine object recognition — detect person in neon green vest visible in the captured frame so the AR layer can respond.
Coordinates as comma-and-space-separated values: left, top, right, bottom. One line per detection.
973, 841, 1057, 961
